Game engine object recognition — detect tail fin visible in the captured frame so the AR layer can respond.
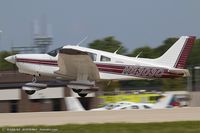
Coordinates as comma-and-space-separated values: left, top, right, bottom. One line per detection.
155, 36, 195, 69
152, 93, 174, 109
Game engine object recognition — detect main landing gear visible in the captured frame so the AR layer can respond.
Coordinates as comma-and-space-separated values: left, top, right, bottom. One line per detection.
25, 90, 36, 95
78, 93, 87, 97
23, 76, 38, 95
72, 89, 88, 97
72, 89, 82, 93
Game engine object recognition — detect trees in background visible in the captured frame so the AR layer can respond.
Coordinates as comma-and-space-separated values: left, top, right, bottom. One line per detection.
0, 51, 16, 71
88, 36, 127, 54
187, 39, 200, 66
128, 38, 178, 59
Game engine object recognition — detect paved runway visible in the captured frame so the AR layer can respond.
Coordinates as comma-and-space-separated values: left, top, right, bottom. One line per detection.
1, 107, 200, 126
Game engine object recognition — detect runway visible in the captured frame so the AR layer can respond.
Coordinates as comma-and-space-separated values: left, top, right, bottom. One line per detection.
1, 107, 200, 126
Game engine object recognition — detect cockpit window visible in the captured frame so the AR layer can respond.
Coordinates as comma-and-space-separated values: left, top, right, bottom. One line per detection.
47, 47, 63, 57
100, 55, 111, 62
87, 52, 97, 61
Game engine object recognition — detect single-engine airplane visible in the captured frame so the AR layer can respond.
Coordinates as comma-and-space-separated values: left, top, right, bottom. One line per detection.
5, 36, 195, 97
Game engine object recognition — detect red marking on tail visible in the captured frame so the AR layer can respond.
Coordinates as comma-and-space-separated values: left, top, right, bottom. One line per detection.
175, 36, 196, 69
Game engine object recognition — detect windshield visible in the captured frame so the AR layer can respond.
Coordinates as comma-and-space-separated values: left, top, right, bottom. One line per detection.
47, 47, 63, 57
87, 52, 97, 61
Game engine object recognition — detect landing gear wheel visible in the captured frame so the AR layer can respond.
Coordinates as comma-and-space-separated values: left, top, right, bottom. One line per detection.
25, 90, 36, 95
72, 89, 82, 93
78, 93, 87, 97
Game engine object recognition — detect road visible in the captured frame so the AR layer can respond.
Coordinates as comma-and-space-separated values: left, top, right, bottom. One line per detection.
0, 107, 200, 126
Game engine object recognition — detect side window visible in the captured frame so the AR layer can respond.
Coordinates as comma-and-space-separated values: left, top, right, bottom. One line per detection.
87, 52, 97, 61
100, 55, 111, 62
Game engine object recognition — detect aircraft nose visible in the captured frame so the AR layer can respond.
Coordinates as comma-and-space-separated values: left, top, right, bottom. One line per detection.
5, 55, 16, 64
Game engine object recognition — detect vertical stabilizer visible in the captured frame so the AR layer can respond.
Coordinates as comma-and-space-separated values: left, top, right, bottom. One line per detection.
154, 36, 195, 69
152, 93, 174, 109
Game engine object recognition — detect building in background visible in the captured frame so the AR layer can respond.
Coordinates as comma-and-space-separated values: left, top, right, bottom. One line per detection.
11, 17, 53, 54
33, 17, 53, 53
0, 71, 98, 113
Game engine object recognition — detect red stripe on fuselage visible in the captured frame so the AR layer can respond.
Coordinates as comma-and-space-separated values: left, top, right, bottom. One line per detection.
96, 64, 125, 69
96, 63, 125, 74
16, 58, 58, 66
16, 58, 183, 78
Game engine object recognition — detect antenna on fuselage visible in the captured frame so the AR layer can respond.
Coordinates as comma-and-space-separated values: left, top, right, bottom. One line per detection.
76, 36, 88, 46
136, 51, 143, 58
114, 46, 121, 54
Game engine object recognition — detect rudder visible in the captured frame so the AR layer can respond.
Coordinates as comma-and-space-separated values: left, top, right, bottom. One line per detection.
174, 36, 195, 68
154, 36, 195, 69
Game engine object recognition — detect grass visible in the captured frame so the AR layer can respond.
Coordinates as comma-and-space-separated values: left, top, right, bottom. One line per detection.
1, 121, 200, 133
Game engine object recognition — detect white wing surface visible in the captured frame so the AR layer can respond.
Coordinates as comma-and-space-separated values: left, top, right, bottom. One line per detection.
55, 48, 100, 81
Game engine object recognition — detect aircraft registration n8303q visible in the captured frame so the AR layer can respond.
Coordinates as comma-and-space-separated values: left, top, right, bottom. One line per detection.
5, 36, 196, 97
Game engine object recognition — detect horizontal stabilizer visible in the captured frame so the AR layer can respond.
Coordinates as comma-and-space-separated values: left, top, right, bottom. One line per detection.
168, 69, 190, 77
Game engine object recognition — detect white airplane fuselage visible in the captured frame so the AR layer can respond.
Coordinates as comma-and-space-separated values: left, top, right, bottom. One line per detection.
12, 45, 184, 81
5, 36, 195, 96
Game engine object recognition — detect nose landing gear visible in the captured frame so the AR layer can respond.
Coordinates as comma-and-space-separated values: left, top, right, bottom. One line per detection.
32, 76, 37, 83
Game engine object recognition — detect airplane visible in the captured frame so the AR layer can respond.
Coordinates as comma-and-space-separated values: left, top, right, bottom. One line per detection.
65, 98, 151, 111
90, 101, 153, 111
5, 36, 195, 97
111, 93, 175, 110
65, 93, 175, 111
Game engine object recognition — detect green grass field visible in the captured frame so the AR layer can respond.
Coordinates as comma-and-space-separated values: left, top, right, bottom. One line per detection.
1, 121, 200, 133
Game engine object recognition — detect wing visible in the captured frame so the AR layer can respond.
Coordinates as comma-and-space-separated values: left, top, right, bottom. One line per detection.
55, 48, 100, 80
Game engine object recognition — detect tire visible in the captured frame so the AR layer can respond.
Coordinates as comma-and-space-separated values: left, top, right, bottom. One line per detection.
78, 93, 87, 97
25, 90, 36, 95
72, 89, 82, 93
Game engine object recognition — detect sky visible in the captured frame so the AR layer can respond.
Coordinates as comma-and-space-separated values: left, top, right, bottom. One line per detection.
0, 0, 200, 52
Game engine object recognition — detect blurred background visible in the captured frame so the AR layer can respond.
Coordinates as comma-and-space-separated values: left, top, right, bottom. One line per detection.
0, 0, 200, 113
